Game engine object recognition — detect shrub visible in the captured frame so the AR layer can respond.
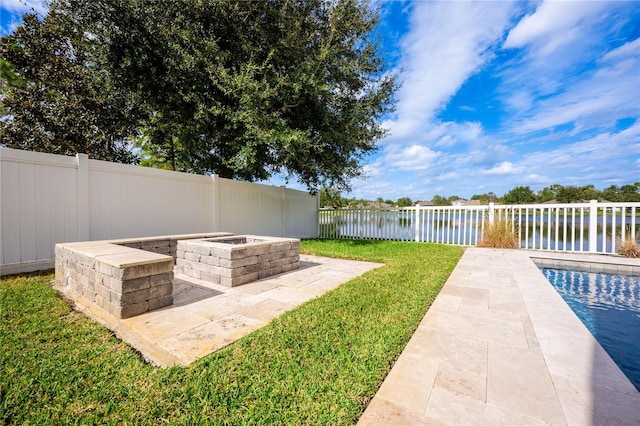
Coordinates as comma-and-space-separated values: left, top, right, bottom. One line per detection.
477, 218, 519, 249
618, 235, 640, 258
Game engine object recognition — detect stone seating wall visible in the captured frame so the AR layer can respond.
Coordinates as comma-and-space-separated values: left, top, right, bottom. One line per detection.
55, 232, 233, 319
175, 236, 300, 287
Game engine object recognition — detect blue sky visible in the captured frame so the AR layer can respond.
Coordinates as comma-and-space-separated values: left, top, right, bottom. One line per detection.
2, 1, 639, 201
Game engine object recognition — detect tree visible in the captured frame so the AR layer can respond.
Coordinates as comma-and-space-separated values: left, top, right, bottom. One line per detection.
431, 195, 451, 206
0, 58, 24, 91
580, 184, 600, 201
602, 185, 620, 202
61, 0, 397, 192
447, 195, 463, 204
319, 186, 345, 209
0, 12, 139, 163
396, 197, 412, 207
619, 184, 640, 202
536, 184, 563, 202
500, 186, 537, 204
0, 59, 24, 116
470, 193, 496, 205
556, 186, 584, 203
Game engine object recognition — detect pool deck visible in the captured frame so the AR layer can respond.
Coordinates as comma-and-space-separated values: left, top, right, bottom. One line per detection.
358, 248, 640, 425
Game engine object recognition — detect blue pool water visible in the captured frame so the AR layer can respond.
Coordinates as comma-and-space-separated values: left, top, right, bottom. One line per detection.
541, 268, 640, 392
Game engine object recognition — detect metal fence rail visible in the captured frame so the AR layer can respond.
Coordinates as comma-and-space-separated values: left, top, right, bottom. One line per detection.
319, 200, 640, 255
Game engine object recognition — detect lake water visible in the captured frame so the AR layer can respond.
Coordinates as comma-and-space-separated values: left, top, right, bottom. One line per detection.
541, 268, 640, 392
322, 211, 639, 252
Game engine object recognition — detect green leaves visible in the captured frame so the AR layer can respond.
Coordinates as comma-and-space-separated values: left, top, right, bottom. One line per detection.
77, 0, 396, 190
1, 0, 396, 191
0, 12, 140, 163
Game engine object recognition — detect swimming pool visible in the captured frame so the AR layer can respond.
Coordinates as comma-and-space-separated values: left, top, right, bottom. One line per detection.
541, 267, 640, 392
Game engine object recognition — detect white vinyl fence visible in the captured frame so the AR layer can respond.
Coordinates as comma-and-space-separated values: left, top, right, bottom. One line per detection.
1, 148, 318, 275
319, 201, 640, 255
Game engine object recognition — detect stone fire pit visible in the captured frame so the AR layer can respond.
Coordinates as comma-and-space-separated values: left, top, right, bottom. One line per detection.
175, 235, 300, 287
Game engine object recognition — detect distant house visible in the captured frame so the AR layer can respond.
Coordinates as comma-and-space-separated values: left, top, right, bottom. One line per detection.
451, 199, 468, 206
464, 199, 482, 206
415, 201, 434, 207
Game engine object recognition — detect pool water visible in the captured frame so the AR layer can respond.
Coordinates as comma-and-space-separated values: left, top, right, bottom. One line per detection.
541, 268, 640, 392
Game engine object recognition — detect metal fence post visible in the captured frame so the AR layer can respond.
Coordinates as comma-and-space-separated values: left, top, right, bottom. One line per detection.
589, 199, 598, 253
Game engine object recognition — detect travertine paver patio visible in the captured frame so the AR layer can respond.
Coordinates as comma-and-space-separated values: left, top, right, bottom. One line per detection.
358, 248, 640, 425
66, 254, 381, 366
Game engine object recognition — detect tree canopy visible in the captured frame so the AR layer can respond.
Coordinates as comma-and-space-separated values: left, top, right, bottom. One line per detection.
396, 197, 412, 207
1, 0, 396, 193
0, 12, 140, 162
498, 183, 640, 204
500, 186, 537, 205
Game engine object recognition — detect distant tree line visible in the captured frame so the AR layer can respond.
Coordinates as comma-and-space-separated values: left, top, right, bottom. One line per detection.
319, 188, 414, 209
320, 183, 640, 208
498, 183, 640, 204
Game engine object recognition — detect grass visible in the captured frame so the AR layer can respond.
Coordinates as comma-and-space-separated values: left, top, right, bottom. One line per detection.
1, 240, 462, 425
477, 218, 520, 249
618, 235, 640, 258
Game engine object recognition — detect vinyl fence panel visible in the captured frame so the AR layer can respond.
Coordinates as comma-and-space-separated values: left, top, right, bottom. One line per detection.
0, 148, 317, 275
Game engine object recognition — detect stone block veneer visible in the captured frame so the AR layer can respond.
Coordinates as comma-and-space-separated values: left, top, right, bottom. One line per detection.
175, 235, 300, 287
55, 232, 233, 319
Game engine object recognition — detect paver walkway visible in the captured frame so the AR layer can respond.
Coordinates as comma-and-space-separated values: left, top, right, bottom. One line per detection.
66, 254, 381, 366
358, 248, 640, 425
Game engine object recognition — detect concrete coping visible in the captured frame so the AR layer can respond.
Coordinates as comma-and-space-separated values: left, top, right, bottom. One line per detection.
189, 234, 300, 248
529, 250, 640, 275
109, 232, 234, 245
56, 241, 171, 268
56, 232, 236, 268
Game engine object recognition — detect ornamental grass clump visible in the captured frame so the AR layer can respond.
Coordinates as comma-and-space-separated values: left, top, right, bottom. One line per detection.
477, 217, 520, 249
618, 235, 640, 258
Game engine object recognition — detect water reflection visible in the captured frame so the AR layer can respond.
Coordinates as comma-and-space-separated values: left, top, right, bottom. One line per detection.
542, 268, 640, 391
325, 211, 639, 252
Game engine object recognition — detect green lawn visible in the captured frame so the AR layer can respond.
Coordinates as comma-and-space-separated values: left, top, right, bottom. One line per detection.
1, 240, 462, 425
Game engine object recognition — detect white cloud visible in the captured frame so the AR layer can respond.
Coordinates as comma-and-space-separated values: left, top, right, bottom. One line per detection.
361, 163, 383, 179
350, 179, 398, 200
479, 161, 524, 176
507, 35, 640, 134
504, 1, 609, 52
497, 1, 636, 113
0, 0, 48, 13
601, 37, 640, 62
384, 1, 517, 142
516, 123, 640, 178
435, 135, 456, 148
435, 172, 460, 181
0, 0, 49, 35
383, 144, 440, 171
464, 143, 512, 168
523, 174, 550, 185
351, 2, 639, 201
